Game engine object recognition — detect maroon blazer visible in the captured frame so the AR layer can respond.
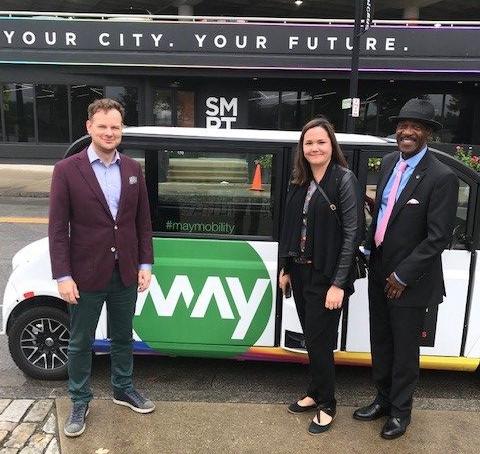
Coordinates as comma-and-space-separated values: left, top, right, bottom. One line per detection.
48, 148, 153, 291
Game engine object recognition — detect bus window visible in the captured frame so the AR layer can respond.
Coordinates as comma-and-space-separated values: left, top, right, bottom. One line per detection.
120, 148, 146, 176
450, 177, 470, 250
363, 155, 382, 230
155, 147, 276, 237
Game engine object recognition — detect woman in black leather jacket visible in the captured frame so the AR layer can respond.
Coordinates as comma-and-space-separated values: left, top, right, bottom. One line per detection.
279, 117, 363, 434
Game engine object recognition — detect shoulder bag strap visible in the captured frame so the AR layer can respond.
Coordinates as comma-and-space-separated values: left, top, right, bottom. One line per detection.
313, 180, 341, 226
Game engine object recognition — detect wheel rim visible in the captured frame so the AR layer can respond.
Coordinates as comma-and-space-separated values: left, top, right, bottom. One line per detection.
20, 317, 69, 371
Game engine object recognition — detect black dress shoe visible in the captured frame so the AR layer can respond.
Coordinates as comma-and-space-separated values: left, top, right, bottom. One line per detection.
353, 402, 389, 421
381, 416, 410, 439
287, 397, 317, 414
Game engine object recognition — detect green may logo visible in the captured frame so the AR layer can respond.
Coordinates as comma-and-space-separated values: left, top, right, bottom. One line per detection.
135, 275, 270, 340
133, 238, 274, 353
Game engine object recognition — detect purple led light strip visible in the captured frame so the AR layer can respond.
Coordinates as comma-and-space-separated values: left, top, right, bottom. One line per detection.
2, 60, 479, 73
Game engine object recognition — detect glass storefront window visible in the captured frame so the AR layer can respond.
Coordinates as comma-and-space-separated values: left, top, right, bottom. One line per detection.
420, 94, 444, 141
71, 85, 104, 140
357, 94, 379, 135
36, 84, 69, 143
2, 84, 35, 142
311, 90, 345, 132
377, 93, 411, 138
153, 90, 172, 126
248, 91, 279, 130
105, 86, 139, 126
280, 91, 313, 130
177, 91, 195, 127
443, 94, 473, 145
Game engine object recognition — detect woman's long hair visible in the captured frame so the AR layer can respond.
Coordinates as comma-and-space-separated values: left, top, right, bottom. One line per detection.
291, 117, 348, 185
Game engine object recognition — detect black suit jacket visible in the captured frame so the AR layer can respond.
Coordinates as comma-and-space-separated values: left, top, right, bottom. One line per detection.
367, 149, 459, 307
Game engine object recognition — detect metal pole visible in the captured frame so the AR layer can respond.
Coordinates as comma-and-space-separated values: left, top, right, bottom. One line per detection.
346, 0, 363, 133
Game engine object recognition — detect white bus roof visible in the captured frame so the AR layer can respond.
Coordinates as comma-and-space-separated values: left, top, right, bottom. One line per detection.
122, 126, 392, 146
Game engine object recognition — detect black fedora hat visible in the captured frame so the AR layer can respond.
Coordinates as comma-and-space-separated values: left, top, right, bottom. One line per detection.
389, 98, 442, 131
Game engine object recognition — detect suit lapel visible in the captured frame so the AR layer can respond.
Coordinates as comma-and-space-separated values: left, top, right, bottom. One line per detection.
387, 150, 430, 229
75, 149, 114, 221
117, 156, 129, 220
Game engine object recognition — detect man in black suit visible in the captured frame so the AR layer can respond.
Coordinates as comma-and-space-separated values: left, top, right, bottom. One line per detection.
353, 99, 459, 439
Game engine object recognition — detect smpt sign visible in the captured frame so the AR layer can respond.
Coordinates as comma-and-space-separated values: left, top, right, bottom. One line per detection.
205, 97, 238, 129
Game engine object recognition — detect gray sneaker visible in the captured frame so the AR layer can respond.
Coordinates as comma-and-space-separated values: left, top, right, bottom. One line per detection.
113, 388, 155, 414
64, 402, 89, 437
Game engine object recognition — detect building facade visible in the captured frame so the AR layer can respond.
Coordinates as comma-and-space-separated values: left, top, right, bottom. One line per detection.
0, 10, 479, 161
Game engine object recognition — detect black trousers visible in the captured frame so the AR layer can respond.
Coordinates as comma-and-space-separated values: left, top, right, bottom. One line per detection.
369, 250, 427, 418
290, 263, 342, 406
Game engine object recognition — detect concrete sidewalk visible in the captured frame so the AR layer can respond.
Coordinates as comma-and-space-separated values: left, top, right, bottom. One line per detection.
2, 396, 479, 454
55, 399, 479, 454
0, 164, 53, 198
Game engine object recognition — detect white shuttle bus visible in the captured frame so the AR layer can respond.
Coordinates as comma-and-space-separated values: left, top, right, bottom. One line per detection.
2, 127, 480, 379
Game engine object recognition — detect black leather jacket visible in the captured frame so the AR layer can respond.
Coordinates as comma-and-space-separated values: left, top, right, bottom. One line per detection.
279, 164, 363, 293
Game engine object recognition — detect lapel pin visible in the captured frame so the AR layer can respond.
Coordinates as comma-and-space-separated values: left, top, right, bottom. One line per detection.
129, 176, 138, 184
415, 175, 420, 179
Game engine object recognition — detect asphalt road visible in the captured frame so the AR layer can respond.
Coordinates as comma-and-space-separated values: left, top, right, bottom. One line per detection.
1, 197, 479, 411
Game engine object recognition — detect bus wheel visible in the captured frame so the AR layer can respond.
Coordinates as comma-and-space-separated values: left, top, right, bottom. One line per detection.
8, 306, 70, 380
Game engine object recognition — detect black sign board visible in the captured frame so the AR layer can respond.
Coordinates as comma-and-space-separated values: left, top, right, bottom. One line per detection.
0, 18, 479, 72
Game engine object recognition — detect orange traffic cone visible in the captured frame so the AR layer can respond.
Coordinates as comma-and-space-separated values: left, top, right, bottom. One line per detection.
249, 163, 264, 191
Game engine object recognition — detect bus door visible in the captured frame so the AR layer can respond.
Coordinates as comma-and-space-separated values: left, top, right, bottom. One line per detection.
347, 150, 478, 359
123, 138, 285, 359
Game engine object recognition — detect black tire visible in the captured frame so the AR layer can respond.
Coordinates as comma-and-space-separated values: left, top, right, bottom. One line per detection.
8, 305, 70, 380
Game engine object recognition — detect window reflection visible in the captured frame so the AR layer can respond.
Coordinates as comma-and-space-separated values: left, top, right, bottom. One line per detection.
177, 91, 195, 127
311, 90, 344, 132
2, 84, 35, 142
36, 84, 69, 143
248, 91, 279, 130
357, 93, 379, 135
443, 95, 473, 145
71, 85, 104, 140
156, 148, 275, 236
377, 94, 411, 137
419, 94, 444, 142
451, 178, 470, 250
105, 86, 139, 126
281, 91, 312, 130
153, 90, 172, 126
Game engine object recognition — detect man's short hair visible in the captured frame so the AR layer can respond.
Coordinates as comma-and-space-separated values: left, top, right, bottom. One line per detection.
87, 98, 125, 121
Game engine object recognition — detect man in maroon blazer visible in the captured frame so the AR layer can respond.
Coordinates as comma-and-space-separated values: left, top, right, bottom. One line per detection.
49, 98, 154, 438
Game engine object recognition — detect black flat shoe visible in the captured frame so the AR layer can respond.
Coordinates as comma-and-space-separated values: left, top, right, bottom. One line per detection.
308, 401, 336, 435
381, 416, 410, 439
287, 397, 317, 414
353, 402, 389, 421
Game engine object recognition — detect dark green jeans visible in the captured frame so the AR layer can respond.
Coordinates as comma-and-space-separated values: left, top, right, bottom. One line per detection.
67, 268, 137, 404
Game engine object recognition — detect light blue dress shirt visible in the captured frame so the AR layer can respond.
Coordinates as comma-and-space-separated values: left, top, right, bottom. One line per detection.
367, 146, 428, 286
57, 145, 150, 283
88, 145, 121, 220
